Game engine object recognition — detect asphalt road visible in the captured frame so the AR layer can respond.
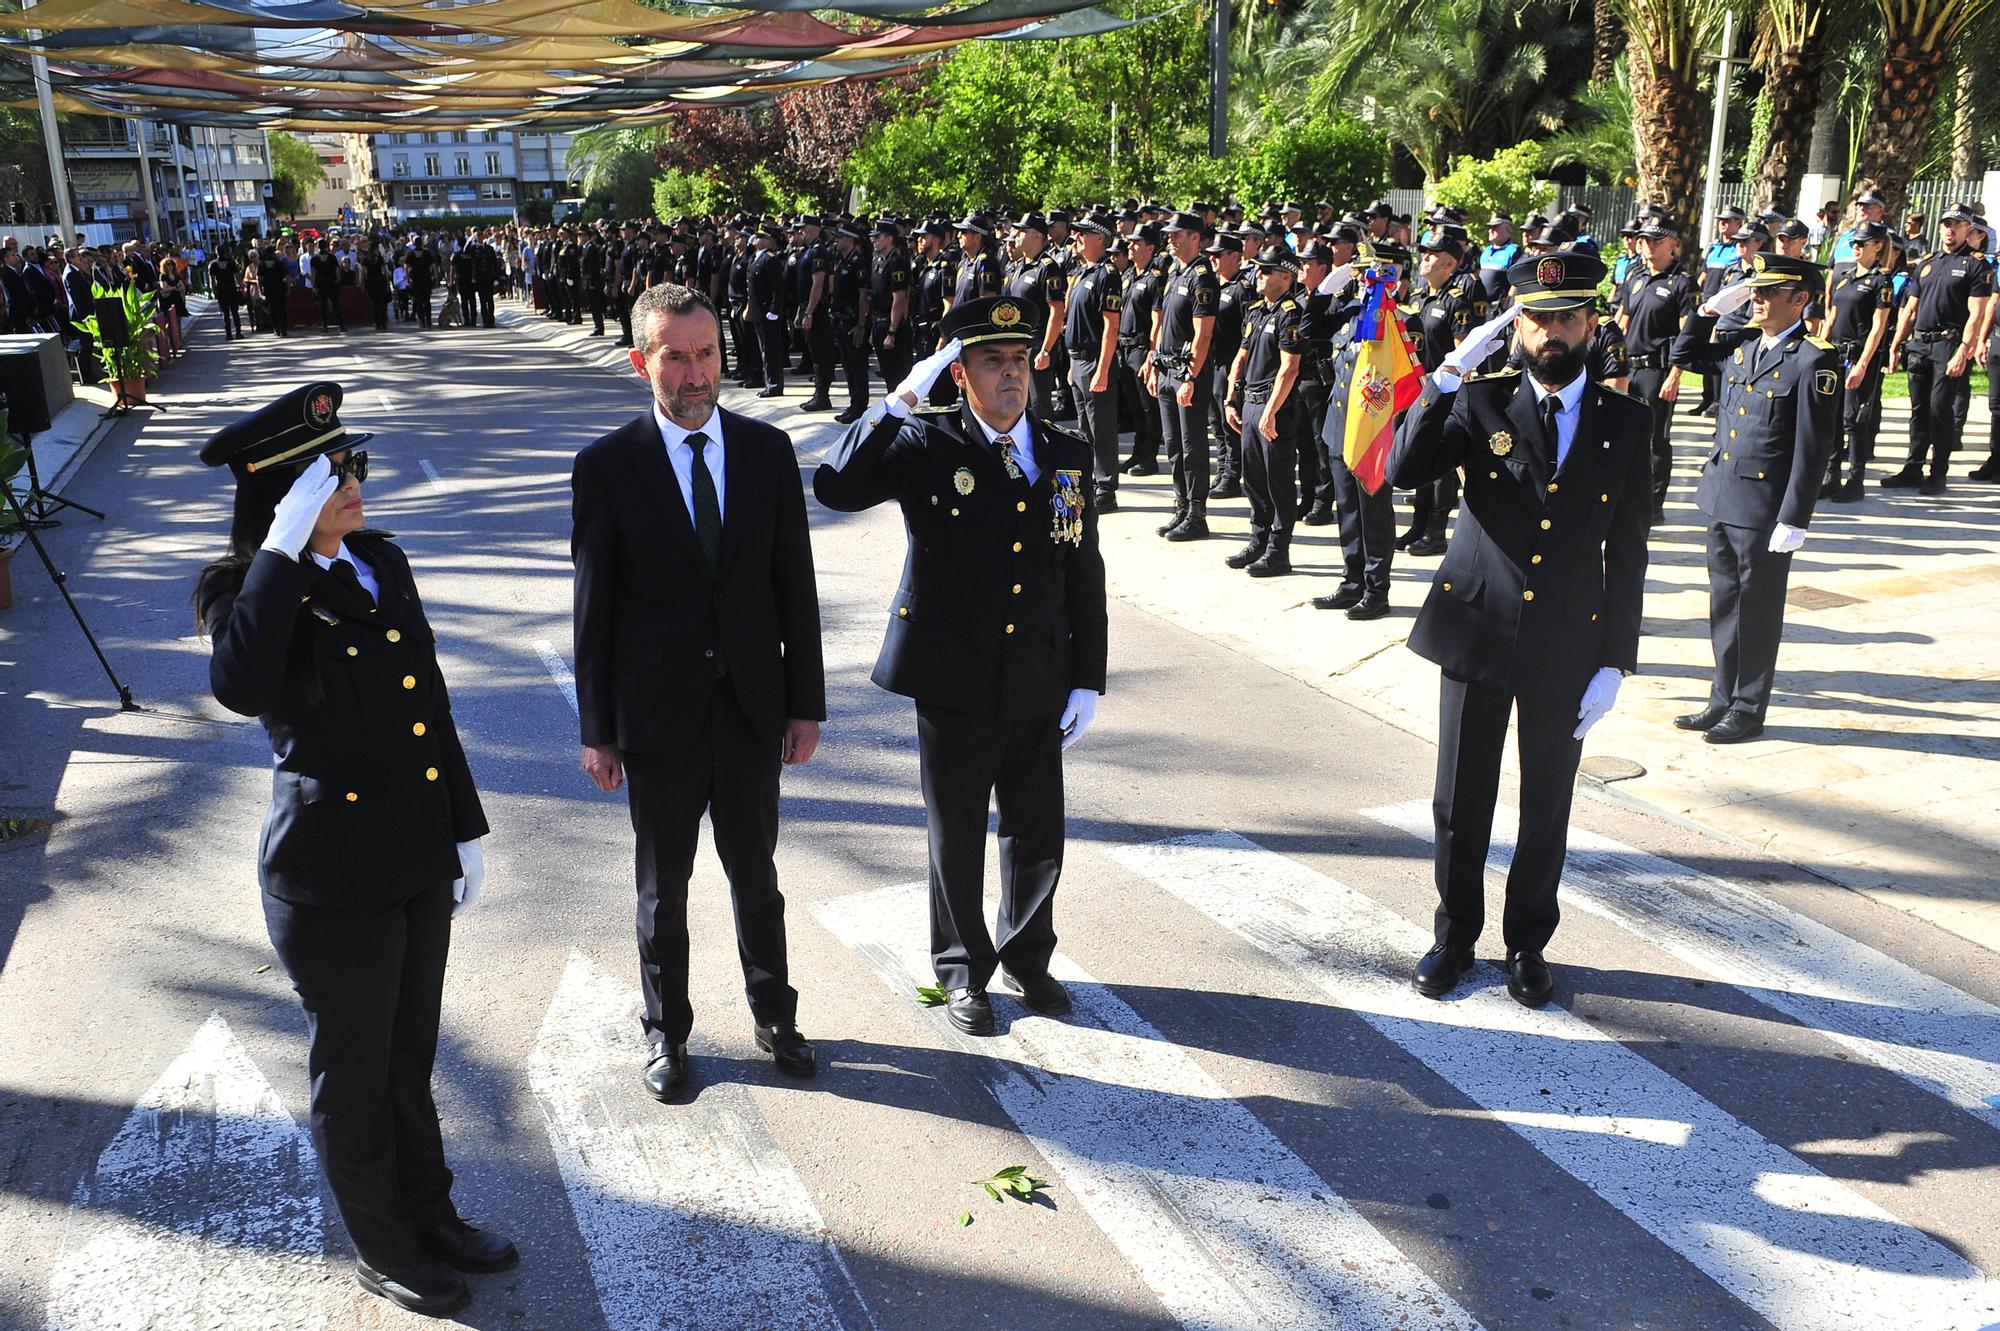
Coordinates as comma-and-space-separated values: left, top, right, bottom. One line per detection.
1, 307, 1996, 1331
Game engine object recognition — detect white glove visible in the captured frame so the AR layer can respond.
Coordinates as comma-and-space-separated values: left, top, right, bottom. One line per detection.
882, 335, 963, 421
1315, 263, 1354, 297
1702, 279, 1755, 317
450, 838, 483, 918
1439, 305, 1517, 381
763, 311, 779, 321
1059, 688, 1098, 751
260, 455, 339, 559
1573, 666, 1623, 740
1768, 521, 1806, 554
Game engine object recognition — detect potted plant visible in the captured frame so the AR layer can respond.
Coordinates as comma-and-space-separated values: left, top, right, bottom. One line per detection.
0, 429, 27, 611
77, 280, 161, 402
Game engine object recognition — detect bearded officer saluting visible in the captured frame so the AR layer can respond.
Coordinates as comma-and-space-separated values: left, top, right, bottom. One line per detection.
814, 296, 1108, 1036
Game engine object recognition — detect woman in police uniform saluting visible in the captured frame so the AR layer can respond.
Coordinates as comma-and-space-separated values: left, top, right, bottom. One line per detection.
193, 383, 514, 1320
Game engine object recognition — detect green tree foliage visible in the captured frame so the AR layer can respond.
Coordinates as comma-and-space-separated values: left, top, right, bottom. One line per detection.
1233, 111, 1389, 211
579, 138, 659, 219
267, 130, 324, 219
1428, 140, 1557, 220
1543, 62, 1638, 186
0, 108, 57, 227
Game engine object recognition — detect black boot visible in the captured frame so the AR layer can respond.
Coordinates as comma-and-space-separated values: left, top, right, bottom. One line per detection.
1156, 502, 1188, 537
1225, 539, 1266, 569
1164, 500, 1210, 541
1211, 474, 1244, 500
1246, 542, 1293, 577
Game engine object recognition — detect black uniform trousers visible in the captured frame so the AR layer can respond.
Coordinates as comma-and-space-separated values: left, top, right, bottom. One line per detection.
1901, 338, 1971, 474
617, 290, 636, 346
1028, 362, 1057, 421
623, 690, 798, 1048
1843, 357, 1886, 471
587, 288, 605, 335
1705, 520, 1793, 722
1432, 671, 1583, 955
1240, 396, 1297, 545
367, 286, 389, 331
1071, 355, 1119, 497
731, 311, 763, 383
262, 884, 455, 1268
874, 320, 912, 395
411, 283, 431, 330
317, 285, 344, 331
1627, 365, 1675, 508
1295, 378, 1335, 511
1209, 361, 1240, 484
1117, 345, 1160, 466
1158, 369, 1212, 504
217, 295, 243, 338
755, 316, 788, 390
917, 704, 1063, 992
476, 288, 496, 328
819, 319, 868, 409
1327, 441, 1395, 594
807, 316, 837, 395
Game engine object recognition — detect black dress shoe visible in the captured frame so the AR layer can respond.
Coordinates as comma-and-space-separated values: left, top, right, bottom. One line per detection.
1225, 540, 1267, 569
643, 1043, 688, 1103
1704, 711, 1764, 744
1650, 506, 1667, 525
1312, 583, 1363, 611
1407, 534, 1448, 556
1003, 969, 1072, 1015
1506, 950, 1555, 1006
1880, 464, 1924, 488
1094, 492, 1119, 513
946, 987, 996, 1035
1412, 944, 1474, 997
833, 406, 866, 425
419, 1216, 519, 1273
356, 1257, 470, 1317
1345, 593, 1390, 621
801, 396, 835, 412
1673, 704, 1729, 731
1210, 476, 1244, 499
1300, 501, 1335, 526
1123, 459, 1158, 476
757, 386, 783, 399
1394, 526, 1420, 550
1832, 477, 1864, 502
1246, 549, 1293, 577
753, 1023, 818, 1078
1970, 457, 2000, 481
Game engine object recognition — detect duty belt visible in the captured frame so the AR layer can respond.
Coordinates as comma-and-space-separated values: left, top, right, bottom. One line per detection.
1117, 336, 1145, 349
1910, 328, 1960, 344
1244, 384, 1277, 404
1834, 339, 1864, 360
1627, 350, 1669, 369
1155, 351, 1192, 378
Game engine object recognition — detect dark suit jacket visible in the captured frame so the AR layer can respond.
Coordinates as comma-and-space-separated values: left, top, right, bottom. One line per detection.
61, 266, 93, 329
203, 534, 488, 906
571, 407, 825, 758
814, 404, 1108, 720
1390, 369, 1652, 701
1670, 312, 1837, 533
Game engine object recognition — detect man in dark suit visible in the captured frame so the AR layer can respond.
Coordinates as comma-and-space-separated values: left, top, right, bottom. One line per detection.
61, 248, 100, 380
1669, 252, 1837, 744
814, 296, 1109, 1037
571, 282, 825, 1103
1389, 251, 1652, 1006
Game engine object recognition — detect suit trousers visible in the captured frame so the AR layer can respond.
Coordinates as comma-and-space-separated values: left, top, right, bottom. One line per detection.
756, 317, 789, 390
1901, 338, 1971, 473
1158, 370, 1212, 504
732, 312, 764, 383
1070, 356, 1119, 496
477, 288, 496, 328
1705, 521, 1793, 722
623, 694, 797, 1047
1328, 443, 1395, 594
1431, 671, 1584, 954
262, 884, 455, 1268
1117, 346, 1160, 466
917, 704, 1064, 992
1627, 365, 1675, 507
1240, 397, 1297, 544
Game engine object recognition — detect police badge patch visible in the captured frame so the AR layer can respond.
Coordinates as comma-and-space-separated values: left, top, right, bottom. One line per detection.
1051, 469, 1085, 546
1489, 430, 1514, 457
953, 467, 976, 495
1814, 368, 1837, 396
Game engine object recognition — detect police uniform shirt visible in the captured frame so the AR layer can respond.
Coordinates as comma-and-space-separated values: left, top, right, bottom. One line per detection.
1478, 241, 1519, 301
871, 249, 911, 324
1003, 253, 1067, 326
1156, 255, 1220, 365
806, 241, 836, 309
1702, 236, 1740, 296
1827, 267, 1894, 350
916, 253, 952, 325
1210, 268, 1254, 368
645, 242, 672, 286
1240, 292, 1307, 391
1904, 245, 1994, 332
727, 247, 750, 302
309, 543, 381, 603
1062, 258, 1123, 359
829, 247, 867, 321
1409, 278, 1470, 372
954, 248, 1002, 305
1589, 322, 1632, 381
1119, 263, 1163, 345
1622, 265, 1696, 356
1447, 264, 1489, 323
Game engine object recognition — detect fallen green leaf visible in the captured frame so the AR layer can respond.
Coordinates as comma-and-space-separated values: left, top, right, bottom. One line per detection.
915, 984, 949, 1007
971, 1166, 1050, 1205
956, 1211, 972, 1227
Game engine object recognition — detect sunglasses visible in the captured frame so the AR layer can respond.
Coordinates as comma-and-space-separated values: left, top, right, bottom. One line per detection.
331, 450, 369, 484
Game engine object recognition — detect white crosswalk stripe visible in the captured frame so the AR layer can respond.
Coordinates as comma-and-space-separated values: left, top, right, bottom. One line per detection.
43, 1014, 329, 1331
527, 950, 875, 1331
1107, 832, 2000, 1331
1359, 799, 2000, 1125
813, 881, 1489, 1331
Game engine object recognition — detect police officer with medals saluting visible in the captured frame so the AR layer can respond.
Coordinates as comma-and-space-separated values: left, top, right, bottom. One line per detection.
1669, 252, 1839, 744
1223, 243, 1309, 577
814, 297, 1108, 1037
1148, 211, 1222, 541
1389, 252, 1654, 1006
1817, 220, 1896, 501
194, 384, 515, 1319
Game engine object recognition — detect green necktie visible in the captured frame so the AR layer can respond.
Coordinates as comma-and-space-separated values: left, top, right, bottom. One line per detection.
686, 430, 722, 575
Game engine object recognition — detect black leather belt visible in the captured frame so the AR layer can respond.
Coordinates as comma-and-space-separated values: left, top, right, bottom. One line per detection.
1627, 351, 1669, 370
1911, 328, 1960, 343
1244, 384, 1275, 404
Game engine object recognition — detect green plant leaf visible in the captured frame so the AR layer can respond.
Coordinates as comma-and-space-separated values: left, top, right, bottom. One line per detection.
914, 984, 949, 1007
972, 1166, 1050, 1205
981, 1182, 999, 1201
956, 1211, 972, 1227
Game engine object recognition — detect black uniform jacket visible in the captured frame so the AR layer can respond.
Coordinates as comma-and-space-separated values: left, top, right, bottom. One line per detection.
571, 407, 825, 758
1670, 312, 1837, 533
1390, 368, 1653, 699
813, 403, 1109, 720
204, 534, 487, 906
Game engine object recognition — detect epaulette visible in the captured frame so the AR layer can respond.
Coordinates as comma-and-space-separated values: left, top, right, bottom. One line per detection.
911, 403, 956, 416
1804, 334, 1833, 351
1463, 366, 1522, 383
1591, 381, 1640, 402
1034, 416, 1090, 449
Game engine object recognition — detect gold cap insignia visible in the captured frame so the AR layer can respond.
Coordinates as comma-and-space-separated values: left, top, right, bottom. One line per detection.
307, 391, 335, 427
953, 467, 976, 495
1752, 254, 1768, 274
1536, 257, 1563, 288
991, 300, 1023, 328
1489, 430, 1514, 457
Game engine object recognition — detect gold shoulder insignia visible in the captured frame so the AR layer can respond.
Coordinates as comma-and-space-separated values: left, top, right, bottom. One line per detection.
913, 402, 956, 416
1464, 366, 1523, 383
1804, 334, 1833, 351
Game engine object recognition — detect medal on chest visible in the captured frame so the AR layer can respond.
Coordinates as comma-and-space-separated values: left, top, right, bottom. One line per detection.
1051, 470, 1086, 546
953, 467, 975, 495
1489, 430, 1513, 457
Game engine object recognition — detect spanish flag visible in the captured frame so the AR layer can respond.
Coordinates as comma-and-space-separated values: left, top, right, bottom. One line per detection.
1324, 271, 1426, 494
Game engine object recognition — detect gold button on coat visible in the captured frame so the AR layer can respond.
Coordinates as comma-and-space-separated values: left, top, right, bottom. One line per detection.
412, 722, 427, 736
1004, 624, 1015, 634
402, 675, 416, 689
386, 629, 402, 643
344, 792, 358, 802
346, 646, 358, 656
1016, 501, 1027, 512
1540, 519, 1552, 530
425, 767, 439, 781
1442, 582, 1452, 591
1546, 482, 1558, 493
1012, 584, 1022, 594
1531, 554, 1542, 565
898, 607, 908, 617
1012, 542, 1023, 552
1523, 590, 1535, 601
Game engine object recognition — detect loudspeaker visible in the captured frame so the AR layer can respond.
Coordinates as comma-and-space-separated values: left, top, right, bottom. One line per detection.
0, 332, 72, 435
92, 295, 130, 349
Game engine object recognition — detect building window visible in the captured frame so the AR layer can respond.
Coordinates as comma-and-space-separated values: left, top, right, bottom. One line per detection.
477, 182, 512, 201
485, 153, 502, 175
451, 130, 469, 143
392, 156, 409, 178
237, 142, 264, 165
403, 183, 438, 203
480, 130, 498, 143
454, 155, 471, 176
424, 154, 440, 176
421, 131, 439, 144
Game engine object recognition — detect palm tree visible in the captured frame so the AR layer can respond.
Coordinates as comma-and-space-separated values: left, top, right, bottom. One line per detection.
1853, 0, 1999, 213
1749, 0, 1829, 215
1545, 61, 1638, 186
1613, 0, 1727, 216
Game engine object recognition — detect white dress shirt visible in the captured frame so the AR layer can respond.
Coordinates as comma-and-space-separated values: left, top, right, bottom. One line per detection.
968, 410, 1041, 485
309, 541, 380, 603
1529, 368, 1588, 469
1759, 318, 1804, 354
653, 402, 726, 523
